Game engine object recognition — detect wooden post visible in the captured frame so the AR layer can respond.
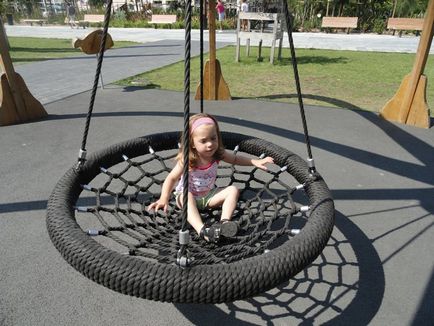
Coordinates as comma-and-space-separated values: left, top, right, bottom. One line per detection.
195, 0, 231, 100
0, 17, 47, 126
380, 0, 434, 128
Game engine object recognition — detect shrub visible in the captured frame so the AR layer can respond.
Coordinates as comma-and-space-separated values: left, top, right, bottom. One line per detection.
373, 18, 385, 34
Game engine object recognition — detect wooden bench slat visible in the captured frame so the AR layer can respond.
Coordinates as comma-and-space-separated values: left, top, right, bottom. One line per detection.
321, 17, 358, 29
387, 18, 424, 31
82, 14, 105, 23
150, 15, 177, 24
22, 19, 47, 26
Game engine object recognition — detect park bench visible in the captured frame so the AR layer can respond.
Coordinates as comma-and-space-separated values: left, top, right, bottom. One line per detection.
321, 16, 358, 34
150, 15, 177, 28
22, 19, 48, 26
77, 14, 105, 28
387, 18, 424, 37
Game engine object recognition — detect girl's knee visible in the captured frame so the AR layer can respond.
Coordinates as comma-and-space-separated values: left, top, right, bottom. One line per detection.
228, 185, 239, 198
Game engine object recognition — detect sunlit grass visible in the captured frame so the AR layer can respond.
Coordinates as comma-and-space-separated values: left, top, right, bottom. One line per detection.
8, 37, 137, 64
117, 45, 434, 113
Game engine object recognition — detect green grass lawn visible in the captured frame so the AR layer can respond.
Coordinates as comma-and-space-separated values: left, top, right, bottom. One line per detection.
117, 46, 434, 114
8, 37, 136, 64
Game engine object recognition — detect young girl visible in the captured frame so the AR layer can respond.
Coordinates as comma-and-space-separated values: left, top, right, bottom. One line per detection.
147, 113, 274, 242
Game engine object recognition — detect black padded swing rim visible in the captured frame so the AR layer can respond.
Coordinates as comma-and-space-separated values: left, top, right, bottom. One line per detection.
46, 132, 334, 303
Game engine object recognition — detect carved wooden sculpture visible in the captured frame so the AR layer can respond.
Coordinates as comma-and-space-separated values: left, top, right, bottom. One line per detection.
72, 29, 114, 55
195, 0, 231, 100
380, 0, 433, 128
0, 18, 47, 126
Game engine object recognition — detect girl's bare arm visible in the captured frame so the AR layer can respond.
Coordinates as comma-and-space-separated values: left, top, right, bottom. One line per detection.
222, 150, 274, 170
147, 161, 183, 212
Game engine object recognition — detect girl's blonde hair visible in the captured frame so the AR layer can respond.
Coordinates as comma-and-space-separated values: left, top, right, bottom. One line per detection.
177, 113, 225, 168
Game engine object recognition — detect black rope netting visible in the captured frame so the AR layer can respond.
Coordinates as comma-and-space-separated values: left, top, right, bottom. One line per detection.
47, 132, 334, 303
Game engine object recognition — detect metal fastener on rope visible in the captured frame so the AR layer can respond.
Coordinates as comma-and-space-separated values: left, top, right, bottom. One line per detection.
76, 149, 87, 170
179, 229, 190, 245
177, 230, 191, 268
78, 149, 87, 161
307, 158, 316, 173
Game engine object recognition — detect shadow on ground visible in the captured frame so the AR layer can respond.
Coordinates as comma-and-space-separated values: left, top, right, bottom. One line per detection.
174, 210, 384, 325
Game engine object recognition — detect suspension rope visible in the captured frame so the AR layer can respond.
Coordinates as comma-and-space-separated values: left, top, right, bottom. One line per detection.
181, 0, 192, 233
77, 0, 113, 168
177, 0, 193, 267
281, 1, 314, 167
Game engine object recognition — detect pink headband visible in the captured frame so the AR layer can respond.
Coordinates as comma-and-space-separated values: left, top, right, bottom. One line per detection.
190, 117, 215, 134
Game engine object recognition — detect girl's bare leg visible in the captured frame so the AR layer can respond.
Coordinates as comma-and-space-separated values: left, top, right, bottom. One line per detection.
207, 185, 239, 221
178, 193, 204, 235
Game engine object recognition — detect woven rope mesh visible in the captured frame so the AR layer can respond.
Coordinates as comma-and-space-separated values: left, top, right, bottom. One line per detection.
75, 144, 309, 266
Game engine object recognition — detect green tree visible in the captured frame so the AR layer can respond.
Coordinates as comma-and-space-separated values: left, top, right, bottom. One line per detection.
394, 0, 429, 17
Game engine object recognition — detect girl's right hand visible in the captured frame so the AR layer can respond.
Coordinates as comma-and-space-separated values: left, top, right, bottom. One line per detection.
147, 199, 168, 213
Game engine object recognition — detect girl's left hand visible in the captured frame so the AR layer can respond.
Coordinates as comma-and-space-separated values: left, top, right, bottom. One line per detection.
252, 157, 274, 170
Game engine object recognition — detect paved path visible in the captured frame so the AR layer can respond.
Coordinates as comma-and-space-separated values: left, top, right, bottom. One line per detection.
5, 25, 432, 54
13, 39, 212, 104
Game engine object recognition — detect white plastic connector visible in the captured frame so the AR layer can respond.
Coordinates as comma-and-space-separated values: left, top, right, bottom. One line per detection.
82, 184, 92, 191
300, 206, 310, 213
295, 184, 304, 191
87, 229, 99, 236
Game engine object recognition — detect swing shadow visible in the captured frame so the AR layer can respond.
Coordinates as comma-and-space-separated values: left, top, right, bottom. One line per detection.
174, 210, 385, 325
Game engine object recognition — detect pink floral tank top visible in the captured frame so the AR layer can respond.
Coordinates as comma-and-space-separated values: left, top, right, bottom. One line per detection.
175, 161, 219, 197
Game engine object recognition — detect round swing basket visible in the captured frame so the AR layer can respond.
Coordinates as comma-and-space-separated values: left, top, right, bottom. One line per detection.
46, 131, 334, 303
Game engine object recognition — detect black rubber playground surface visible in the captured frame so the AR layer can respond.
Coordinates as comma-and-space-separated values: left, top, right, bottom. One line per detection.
0, 38, 433, 325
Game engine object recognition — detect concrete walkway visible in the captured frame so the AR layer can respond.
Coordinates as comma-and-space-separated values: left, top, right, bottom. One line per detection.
14, 39, 212, 104
5, 25, 432, 54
